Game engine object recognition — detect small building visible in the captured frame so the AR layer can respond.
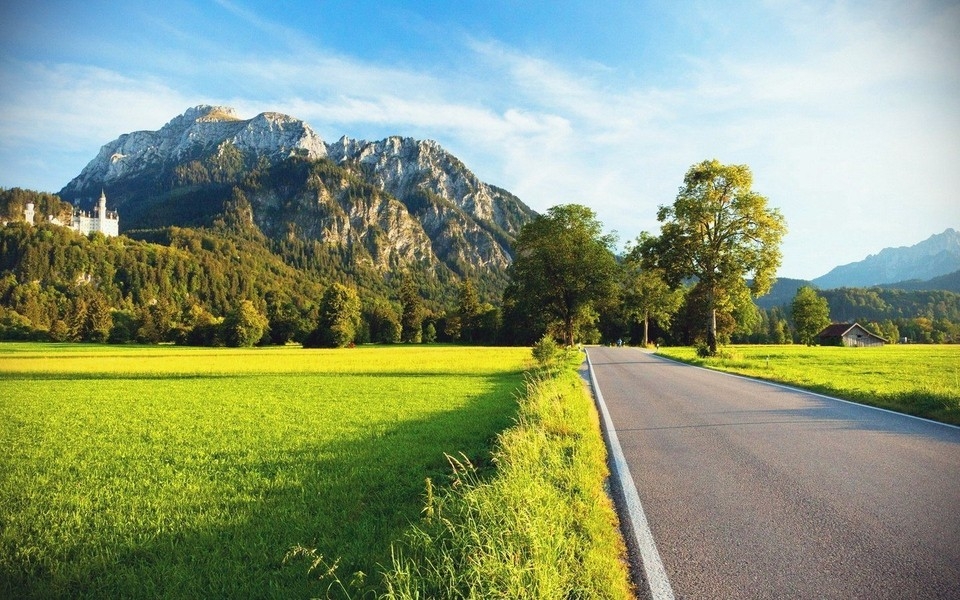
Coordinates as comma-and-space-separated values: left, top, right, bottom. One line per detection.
817, 322, 887, 347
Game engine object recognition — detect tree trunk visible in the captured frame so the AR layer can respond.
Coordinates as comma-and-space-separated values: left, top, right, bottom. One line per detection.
564, 314, 575, 347
643, 311, 650, 347
707, 307, 718, 355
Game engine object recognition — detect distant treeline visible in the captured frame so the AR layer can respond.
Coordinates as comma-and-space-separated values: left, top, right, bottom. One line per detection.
642, 288, 960, 346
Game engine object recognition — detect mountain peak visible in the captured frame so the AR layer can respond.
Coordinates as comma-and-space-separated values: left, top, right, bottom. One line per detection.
191, 105, 241, 122
55, 105, 538, 292
60, 106, 328, 200
812, 228, 960, 289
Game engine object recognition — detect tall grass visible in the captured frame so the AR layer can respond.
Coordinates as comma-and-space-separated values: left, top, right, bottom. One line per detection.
381, 352, 635, 599
656, 344, 960, 424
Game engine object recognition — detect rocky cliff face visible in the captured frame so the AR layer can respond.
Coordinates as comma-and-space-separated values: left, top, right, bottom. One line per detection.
327, 136, 529, 235
59, 105, 536, 292
63, 106, 327, 195
326, 135, 531, 271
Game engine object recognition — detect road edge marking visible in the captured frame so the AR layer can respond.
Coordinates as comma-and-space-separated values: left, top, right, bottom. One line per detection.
652, 352, 960, 431
586, 349, 676, 600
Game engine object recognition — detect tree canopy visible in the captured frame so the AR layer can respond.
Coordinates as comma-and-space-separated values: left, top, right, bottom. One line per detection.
791, 286, 830, 345
640, 160, 787, 354
504, 204, 618, 346
305, 283, 362, 348
623, 239, 683, 346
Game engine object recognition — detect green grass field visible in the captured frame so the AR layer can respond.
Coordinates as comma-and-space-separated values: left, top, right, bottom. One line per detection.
0, 344, 531, 598
655, 344, 960, 425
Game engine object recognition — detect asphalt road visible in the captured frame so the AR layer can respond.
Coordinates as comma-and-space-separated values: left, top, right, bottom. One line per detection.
587, 346, 960, 600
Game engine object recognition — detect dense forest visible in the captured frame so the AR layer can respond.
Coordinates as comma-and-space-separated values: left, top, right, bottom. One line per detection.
2, 187, 958, 347
0, 218, 506, 347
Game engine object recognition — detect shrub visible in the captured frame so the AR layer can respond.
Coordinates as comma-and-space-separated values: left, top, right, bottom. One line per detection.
532, 334, 561, 369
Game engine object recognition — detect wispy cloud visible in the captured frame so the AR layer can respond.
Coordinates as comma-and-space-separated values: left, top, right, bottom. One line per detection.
0, 59, 194, 190
0, 62, 189, 145
1, 0, 957, 278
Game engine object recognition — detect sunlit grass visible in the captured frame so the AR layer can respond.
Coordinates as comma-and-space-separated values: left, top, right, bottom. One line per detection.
656, 344, 960, 424
382, 354, 635, 599
0, 344, 529, 598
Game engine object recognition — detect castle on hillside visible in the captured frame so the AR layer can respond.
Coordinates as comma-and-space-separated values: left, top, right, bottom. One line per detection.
24, 190, 119, 237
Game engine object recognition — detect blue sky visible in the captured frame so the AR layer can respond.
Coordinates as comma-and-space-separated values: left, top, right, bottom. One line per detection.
1, 0, 958, 280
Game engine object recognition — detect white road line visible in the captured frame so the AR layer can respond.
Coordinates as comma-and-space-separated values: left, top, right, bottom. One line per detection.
586, 350, 675, 600
652, 353, 960, 431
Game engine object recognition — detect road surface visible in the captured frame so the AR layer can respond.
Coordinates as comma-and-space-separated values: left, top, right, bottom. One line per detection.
587, 346, 960, 600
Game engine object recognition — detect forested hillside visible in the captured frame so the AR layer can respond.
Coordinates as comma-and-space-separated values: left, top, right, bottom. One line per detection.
4, 180, 958, 347
0, 187, 511, 346
732, 283, 960, 345
0, 218, 316, 344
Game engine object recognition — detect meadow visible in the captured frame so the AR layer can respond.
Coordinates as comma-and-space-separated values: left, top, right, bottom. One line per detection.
655, 344, 960, 425
0, 344, 532, 598
382, 351, 633, 598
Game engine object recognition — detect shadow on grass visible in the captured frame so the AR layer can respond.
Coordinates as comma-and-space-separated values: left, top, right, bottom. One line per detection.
2, 374, 523, 600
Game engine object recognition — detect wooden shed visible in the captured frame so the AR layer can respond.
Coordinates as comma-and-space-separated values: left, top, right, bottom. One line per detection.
817, 322, 887, 347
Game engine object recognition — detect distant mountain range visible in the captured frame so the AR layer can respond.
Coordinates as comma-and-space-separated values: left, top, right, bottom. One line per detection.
810, 228, 960, 290
58, 105, 536, 301
756, 231, 960, 310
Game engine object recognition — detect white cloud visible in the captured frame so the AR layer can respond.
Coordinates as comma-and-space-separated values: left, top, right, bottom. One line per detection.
0, 61, 189, 148
0, 60, 194, 190
2, 0, 957, 279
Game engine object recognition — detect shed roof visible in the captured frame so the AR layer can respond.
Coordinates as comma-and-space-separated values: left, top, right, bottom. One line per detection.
818, 323, 856, 338
817, 322, 887, 342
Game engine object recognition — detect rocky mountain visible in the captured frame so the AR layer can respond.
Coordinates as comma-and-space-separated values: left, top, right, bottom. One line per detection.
62, 106, 327, 193
59, 105, 536, 300
811, 228, 960, 290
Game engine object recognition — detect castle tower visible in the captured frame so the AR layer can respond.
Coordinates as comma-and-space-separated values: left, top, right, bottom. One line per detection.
98, 190, 119, 236
24, 202, 35, 225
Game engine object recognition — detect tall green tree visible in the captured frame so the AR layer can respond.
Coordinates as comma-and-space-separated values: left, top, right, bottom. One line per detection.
399, 277, 425, 343
791, 286, 830, 345
222, 300, 268, 347
504, 204, 619, 346
65, 296, 88, 342
84, 293, 113, 343
641, 160, 786, 354
310, 283, 362, 348
622, 246, 683, 346
457, 278, 482, 343
364, 299, 402, 344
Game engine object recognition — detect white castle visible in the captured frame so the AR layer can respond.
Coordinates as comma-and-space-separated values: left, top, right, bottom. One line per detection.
24, 190, 119, 237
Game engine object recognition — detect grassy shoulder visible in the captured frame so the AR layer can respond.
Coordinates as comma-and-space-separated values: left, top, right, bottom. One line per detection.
380, 350, 635, 599
655, 344, 960, 425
